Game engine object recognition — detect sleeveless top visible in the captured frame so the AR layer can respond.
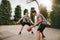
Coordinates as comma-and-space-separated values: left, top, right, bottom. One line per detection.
37, 13, 48, 25
22, 15, 30, 23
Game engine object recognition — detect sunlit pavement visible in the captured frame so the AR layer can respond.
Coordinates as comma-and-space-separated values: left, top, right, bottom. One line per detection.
0, 25, 60, 40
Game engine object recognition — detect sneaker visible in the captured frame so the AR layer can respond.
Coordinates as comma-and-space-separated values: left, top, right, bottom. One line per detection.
42, 35, 45, 38
31, 31, 34, 34
19, 32, 21, 35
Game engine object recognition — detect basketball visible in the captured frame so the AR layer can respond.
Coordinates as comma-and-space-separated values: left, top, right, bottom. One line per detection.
27, 27, 32, 32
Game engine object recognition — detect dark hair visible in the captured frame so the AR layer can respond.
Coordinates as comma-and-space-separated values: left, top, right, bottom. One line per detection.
24, 9, 28, 15
32, 10, 36, 13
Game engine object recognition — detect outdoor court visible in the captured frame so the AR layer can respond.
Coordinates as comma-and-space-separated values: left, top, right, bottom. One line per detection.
0, 25, 60, 40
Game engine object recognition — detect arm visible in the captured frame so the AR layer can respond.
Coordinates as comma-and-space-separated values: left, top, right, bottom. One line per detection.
32, 16, 43, 28
16, 18, 22, 24
29, 18, 34, 24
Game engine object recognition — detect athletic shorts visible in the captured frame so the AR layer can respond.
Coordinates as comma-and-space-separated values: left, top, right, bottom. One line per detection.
37, 23, 47, 32
21, 22, 33, 26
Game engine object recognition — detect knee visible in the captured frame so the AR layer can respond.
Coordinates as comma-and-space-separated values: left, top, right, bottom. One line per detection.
36, 31, 41, 34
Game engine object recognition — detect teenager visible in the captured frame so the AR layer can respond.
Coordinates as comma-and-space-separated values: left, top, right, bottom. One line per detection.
27, 0, 49, 40
16, 9, 34, 35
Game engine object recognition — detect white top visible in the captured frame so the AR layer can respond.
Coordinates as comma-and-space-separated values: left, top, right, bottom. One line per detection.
22, 15, 30, 22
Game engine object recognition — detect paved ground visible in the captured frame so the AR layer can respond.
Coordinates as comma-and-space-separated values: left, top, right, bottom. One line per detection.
0, 25, 60, 40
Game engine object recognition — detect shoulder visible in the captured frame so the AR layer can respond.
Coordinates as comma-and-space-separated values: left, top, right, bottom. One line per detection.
37, 14, 43, 19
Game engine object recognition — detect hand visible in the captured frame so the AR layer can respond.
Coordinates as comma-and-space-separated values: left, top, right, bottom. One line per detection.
30, 25, 33, 28
15, 23, 18, 25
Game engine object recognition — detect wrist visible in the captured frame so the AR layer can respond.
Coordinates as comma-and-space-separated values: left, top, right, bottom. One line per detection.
32, 25, 35, 28
31, 25, 34, 28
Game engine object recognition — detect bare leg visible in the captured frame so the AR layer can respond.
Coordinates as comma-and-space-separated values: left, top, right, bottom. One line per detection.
31, 28, 34, 34
19, 26, 24, 34
42, 32, 45, 38
36, 31, 41, 40
20, 26, 24, 32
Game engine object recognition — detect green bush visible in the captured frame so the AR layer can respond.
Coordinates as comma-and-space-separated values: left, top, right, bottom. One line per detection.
51, 11, 60, 28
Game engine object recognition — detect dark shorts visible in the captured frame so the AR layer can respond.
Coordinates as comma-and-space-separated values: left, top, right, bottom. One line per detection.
37, 24, 47, 33
20, 19, 33, 26
21, 22, 33, 26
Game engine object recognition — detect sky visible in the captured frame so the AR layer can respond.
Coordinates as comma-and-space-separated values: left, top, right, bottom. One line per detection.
0, 0, 52, 19
0, 0, 39, 19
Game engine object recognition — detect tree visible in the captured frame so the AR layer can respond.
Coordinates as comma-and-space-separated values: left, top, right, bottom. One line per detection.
51, 11, 60, 28
30, 7, 35, 23
52, 0, 60, 12
14, 5, 22, 22
50, 0, 60, 28
40, 6, 47, 19
0, 0, 12, 25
